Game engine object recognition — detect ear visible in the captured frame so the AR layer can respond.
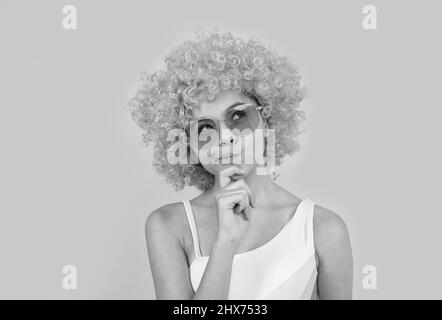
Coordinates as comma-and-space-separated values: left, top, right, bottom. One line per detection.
262, 121, 269, 157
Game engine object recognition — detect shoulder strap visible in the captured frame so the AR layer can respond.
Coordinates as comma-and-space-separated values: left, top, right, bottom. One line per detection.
303, 198, 316, 255
182, 200, 202, 259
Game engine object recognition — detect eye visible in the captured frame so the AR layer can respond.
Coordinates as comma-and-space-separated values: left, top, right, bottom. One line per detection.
198, 123, 214, 134
231, 111, 246, 121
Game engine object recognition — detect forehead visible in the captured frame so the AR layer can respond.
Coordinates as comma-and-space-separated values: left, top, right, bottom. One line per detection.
191, 90, 256, 118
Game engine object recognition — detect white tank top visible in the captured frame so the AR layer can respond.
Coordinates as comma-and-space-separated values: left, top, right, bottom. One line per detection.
182, 198, 319, 299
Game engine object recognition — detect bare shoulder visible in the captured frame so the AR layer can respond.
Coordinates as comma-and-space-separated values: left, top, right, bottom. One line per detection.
312, 203, 353, 298
145, 202, 195, 299
145, 202, 186, 241
312, 204, 351, 254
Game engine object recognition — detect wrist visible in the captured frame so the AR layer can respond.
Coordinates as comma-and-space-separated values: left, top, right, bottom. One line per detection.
212, 237, 238, 255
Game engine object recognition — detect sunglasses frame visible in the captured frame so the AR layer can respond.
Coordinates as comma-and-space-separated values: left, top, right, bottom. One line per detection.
185, 103, 264, 138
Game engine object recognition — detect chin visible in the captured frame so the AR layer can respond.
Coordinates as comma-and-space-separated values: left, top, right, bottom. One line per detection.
202, 162, 254, 176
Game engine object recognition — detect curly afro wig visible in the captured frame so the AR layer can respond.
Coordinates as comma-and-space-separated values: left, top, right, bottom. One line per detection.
130, 28, 307, 191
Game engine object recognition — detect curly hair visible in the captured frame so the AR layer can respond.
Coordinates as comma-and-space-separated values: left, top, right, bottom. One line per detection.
130, 28, 307, 192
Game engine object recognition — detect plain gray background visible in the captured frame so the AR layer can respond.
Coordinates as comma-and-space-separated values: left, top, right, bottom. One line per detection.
1, 0, 441, 299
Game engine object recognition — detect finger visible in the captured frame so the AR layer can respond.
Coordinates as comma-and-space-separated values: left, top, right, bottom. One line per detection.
233, 196, 249, 216
218, 166, 246, 189
232, 193, 249, 217
234, 204, 242, 215
216, 189, 249, 210
237, 201, 252, 221
240, 205, 251, 221
219, 191, 249, 213
223, 179, 256, 208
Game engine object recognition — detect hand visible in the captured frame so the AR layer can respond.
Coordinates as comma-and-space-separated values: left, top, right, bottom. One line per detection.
215, 166, 257, 245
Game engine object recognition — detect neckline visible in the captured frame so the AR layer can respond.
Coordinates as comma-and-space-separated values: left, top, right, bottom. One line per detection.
189, 198, 308, 268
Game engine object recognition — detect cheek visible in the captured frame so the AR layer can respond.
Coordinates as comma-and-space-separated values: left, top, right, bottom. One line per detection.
241, 135, 254, 159
240, 133, 266, 164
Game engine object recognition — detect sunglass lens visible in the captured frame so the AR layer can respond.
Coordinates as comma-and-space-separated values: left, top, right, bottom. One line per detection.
226, 104, 259, 133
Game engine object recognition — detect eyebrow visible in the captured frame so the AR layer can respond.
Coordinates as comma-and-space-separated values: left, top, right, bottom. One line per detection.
189, 101, 252, 123
227, 101, 258, 113
228, 101, 247, 109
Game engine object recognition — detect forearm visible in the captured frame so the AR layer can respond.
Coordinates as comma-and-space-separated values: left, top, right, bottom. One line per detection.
192, 239, 237, 300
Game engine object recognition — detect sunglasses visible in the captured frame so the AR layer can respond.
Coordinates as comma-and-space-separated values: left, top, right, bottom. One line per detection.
184, 103, 264, 140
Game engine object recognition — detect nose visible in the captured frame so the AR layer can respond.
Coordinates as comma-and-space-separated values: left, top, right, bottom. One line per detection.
218, 120, 236, 146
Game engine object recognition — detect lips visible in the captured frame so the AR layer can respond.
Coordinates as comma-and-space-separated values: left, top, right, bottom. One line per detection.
218, 153, 242, 164
206, 147, 243, 164
219, 153, 233, 160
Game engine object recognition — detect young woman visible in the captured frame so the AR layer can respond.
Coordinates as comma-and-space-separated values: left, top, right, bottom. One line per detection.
131, 29, 353, 299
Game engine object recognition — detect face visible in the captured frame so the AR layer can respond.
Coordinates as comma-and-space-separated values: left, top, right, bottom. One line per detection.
187, 90, 268, 177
